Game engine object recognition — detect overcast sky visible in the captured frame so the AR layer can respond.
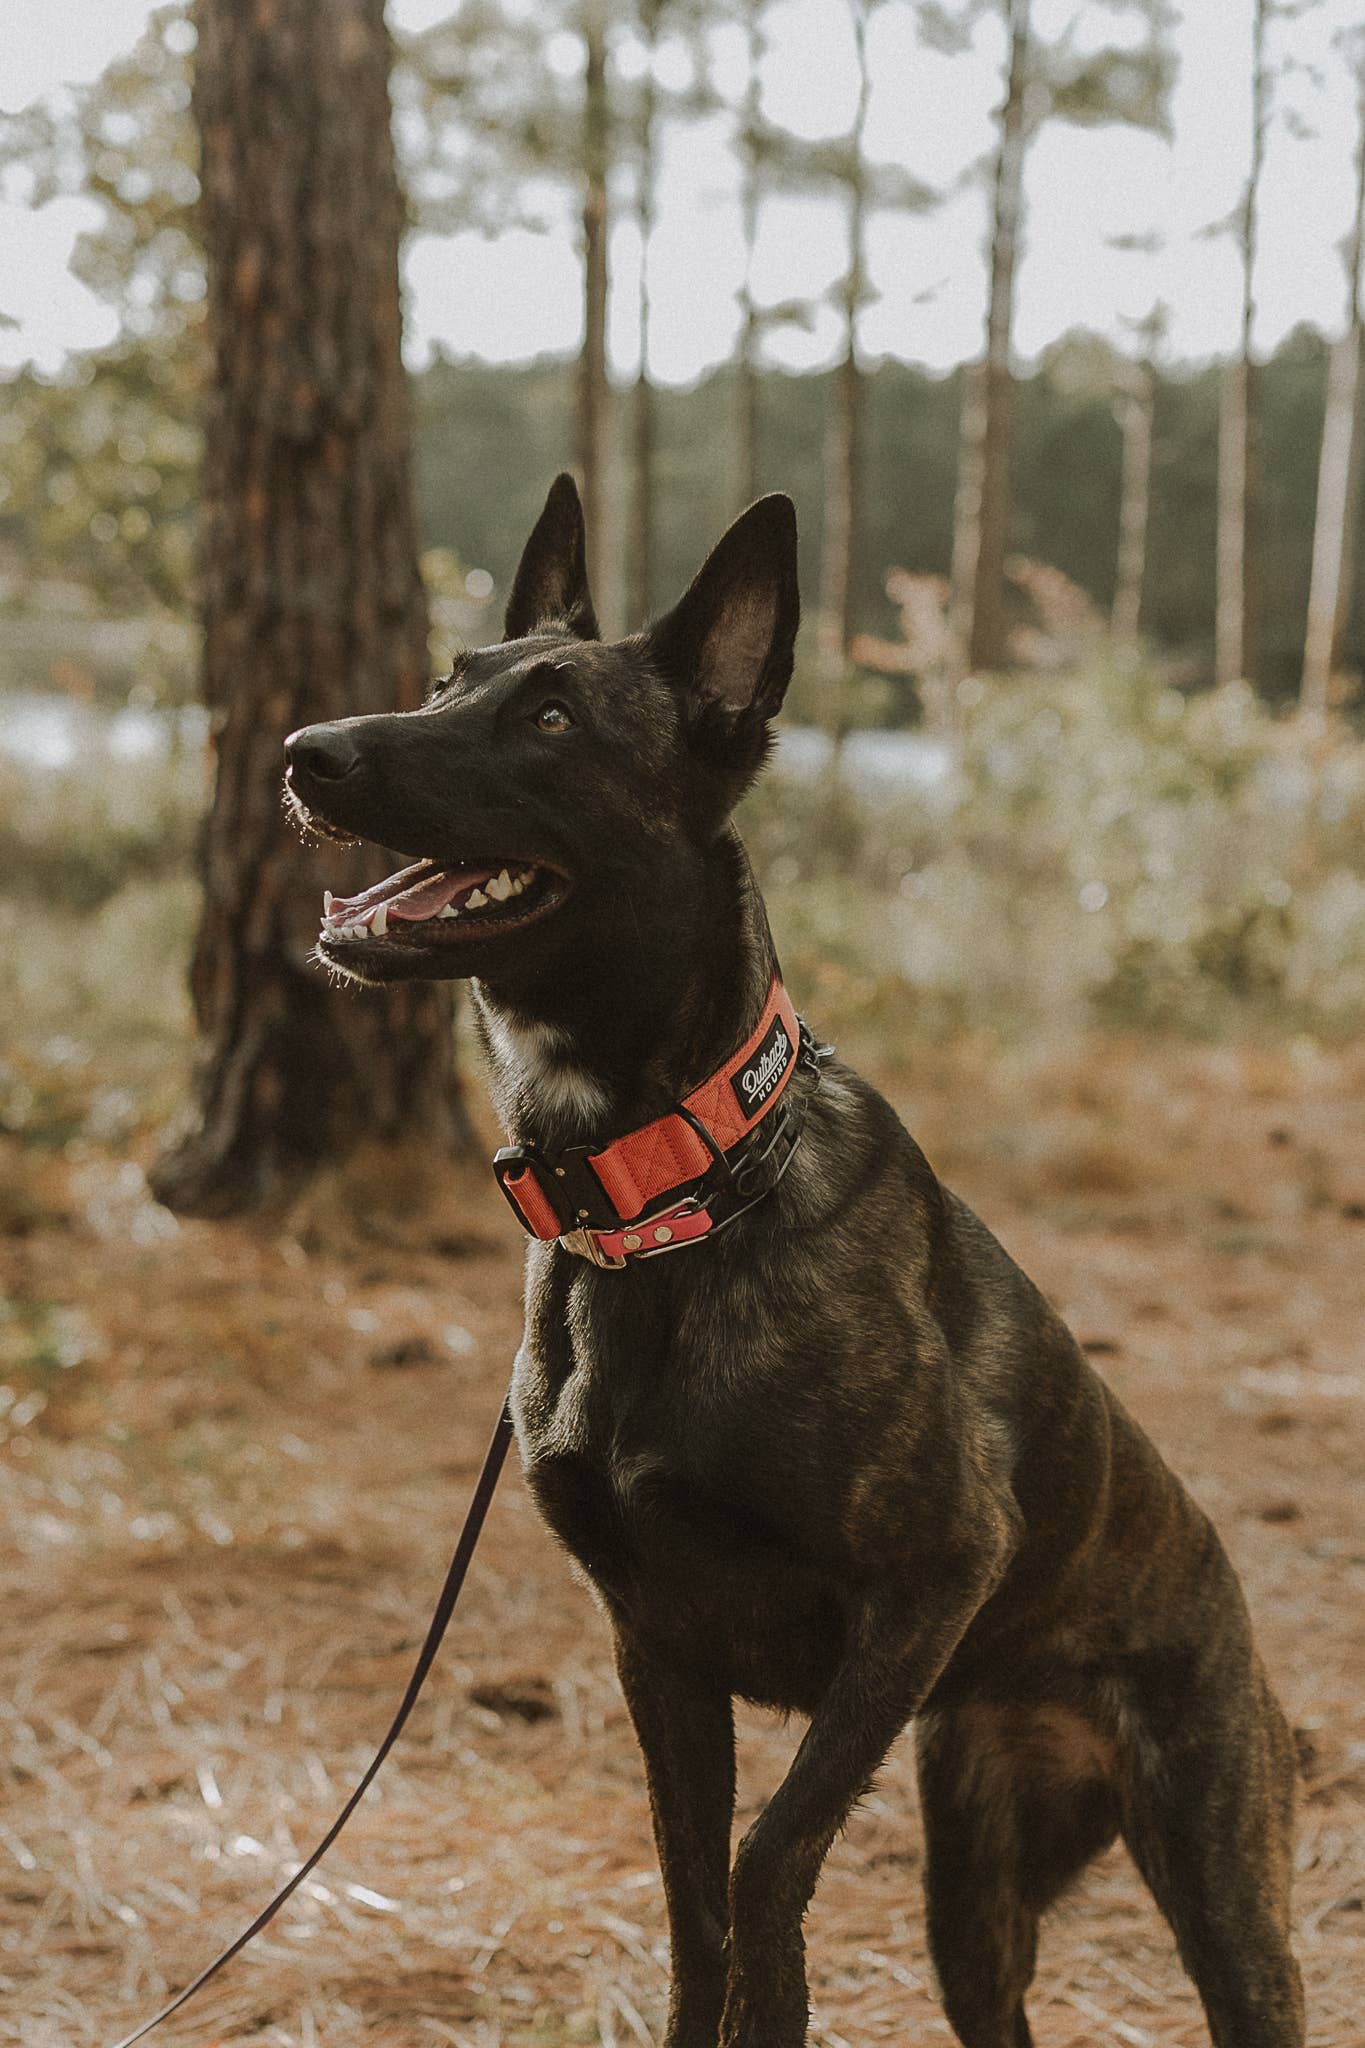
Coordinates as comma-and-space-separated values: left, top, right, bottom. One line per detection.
2, 0, 1363, 386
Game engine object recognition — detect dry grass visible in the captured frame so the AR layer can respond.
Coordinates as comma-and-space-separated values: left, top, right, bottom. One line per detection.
1, 1031, 1363, 2047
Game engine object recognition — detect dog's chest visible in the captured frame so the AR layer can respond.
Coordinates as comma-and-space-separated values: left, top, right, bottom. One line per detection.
514, 1269, 853, 1708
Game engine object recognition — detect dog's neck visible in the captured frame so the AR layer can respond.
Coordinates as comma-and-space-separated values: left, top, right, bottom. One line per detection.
472, 827, 778, 1151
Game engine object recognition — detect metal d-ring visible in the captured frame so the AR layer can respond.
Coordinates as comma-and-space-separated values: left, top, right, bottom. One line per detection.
674, 1102, 739, 1194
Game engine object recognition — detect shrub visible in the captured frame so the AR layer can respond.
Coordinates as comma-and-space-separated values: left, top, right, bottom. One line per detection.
745, 669, 1365, 1037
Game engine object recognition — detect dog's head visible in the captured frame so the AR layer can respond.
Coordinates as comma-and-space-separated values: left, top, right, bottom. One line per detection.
285, 474, 799, 986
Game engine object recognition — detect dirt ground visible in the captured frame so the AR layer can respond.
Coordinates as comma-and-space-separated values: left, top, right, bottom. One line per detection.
1, 1027, 1362, 2048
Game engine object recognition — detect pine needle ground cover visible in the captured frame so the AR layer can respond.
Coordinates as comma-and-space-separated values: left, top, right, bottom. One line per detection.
2, 666, 1363, 2043
1, 1025, 1362, 2047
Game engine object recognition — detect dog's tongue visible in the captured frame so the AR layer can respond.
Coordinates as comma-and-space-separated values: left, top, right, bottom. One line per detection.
385, 866, 491, 922
324, 860, 496, 924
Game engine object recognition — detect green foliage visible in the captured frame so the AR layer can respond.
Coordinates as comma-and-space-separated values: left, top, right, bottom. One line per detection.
0, 349, 199, 611
1, 328, 1355, 685
1043, 43, 1175, 140
396, 0, 584, 236
0, 5, 200, 610
745, 671, 1365, 1037
408, 341, 1357, 690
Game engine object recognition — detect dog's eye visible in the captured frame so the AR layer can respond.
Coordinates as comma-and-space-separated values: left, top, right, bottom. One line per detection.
533, 701, 574, 734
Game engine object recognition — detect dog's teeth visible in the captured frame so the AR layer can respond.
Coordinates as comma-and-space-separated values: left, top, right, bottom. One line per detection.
467, 888, 488, 909
438, 903, 460, 919
518, 867, 535, 884
323, 890, 334, 914
371, 902, 388, 937
486, 871, 513, 902
510, 876, 525, 895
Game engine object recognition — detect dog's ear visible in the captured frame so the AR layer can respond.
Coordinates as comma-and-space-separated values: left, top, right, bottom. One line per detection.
504, 473, 600, 642
646, 495, 799, 728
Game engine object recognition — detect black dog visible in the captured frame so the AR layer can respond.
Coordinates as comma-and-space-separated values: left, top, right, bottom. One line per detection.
285, 478, 1304, 2048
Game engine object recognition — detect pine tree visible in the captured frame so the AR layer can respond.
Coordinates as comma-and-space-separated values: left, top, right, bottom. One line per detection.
152, 0, 464, 1215
627, 0, 666, 627
1111, 311, 1165, 655
1215, 0, 1271, 688
943, 0, 1175, 673
949, 0, 1031, 676
1301, 28, 1365, 717
579, 0, 615, 621
734, 0, 768, 511
817, 0, 873, 666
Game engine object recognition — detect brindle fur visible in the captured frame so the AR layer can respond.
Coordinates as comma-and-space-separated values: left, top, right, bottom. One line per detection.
285, 478, 1304, 2048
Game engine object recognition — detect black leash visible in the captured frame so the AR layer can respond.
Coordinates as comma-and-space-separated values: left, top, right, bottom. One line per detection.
108, 1395, 516, 2048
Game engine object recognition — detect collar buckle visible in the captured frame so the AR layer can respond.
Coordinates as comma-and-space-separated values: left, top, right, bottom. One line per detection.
559, 1225, 629, 1270
494, 1141, 626, 1242
492, 1142, 576, 1236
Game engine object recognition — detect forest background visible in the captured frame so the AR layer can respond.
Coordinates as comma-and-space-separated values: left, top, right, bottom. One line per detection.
1, 2, 1363, 2044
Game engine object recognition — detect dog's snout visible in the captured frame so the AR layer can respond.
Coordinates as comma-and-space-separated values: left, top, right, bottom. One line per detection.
285, 722, 361, 783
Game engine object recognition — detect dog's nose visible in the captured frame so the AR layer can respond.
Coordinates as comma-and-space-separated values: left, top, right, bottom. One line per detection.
285, 722, 360, 782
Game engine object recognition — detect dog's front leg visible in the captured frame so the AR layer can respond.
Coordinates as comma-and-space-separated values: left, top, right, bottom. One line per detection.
721, 1574, 1004, 2048
614, 1630, 736, 2048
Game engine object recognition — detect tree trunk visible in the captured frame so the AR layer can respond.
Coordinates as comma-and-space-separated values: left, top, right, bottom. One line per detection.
1216, 355, 1256, 684
817, 0, 870, 668
1302, 331, 1365, 716
735, 0, 763, 513
578, 0, 613, 625
817, 346, 864, 669
1215, 0, 1267, 688
1112, 350, 1156, 652
951, 0, 1030, 675
1302, 56, 1365, 718
152, 0, 464, 1218
627, 0, 662, 629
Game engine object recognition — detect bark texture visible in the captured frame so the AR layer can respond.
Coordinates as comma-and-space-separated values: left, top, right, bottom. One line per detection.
153, 0, 464, 1218
951, 0, 1030, 675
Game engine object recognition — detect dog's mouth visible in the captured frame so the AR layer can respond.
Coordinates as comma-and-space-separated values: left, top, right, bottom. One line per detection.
316, 855, 571, 963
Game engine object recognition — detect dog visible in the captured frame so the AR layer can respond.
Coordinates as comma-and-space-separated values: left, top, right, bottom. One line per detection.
284, 476, 1304, 2048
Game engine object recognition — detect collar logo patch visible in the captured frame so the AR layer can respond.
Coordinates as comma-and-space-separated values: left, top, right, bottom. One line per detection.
730, 1016, 793, 1118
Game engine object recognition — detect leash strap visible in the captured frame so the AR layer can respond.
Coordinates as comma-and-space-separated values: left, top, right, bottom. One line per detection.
109, 1394, 516, 2048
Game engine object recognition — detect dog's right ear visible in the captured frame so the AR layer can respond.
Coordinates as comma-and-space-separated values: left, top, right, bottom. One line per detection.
504, 473, 600, 642
645, 494, 800, 729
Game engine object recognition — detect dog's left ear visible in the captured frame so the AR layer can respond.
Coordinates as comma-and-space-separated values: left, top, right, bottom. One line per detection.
646, 494, 799, 726
504, 472, 600, 642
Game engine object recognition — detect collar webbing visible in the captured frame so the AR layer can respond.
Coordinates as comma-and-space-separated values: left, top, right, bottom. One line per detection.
492, 978, 807, 1266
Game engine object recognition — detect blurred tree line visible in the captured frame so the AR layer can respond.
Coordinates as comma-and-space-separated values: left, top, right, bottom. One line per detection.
3, 324, 1351, 703
411, 335, 1348, 702
3, 0, 1363, 705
